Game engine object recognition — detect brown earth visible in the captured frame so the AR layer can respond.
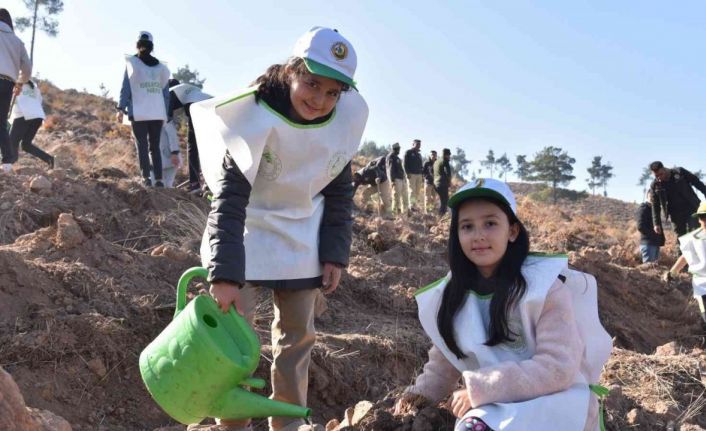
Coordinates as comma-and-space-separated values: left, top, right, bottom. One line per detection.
1, 82, 704, 430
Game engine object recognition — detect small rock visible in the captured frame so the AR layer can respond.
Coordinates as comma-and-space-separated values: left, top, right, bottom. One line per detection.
56, 213, 86, 249
350, 400, 374, 426
27, 407, 73, 431
0, 201, 11, 211
626, 408, 643, 425
151, 243, 189, 261
86, 357, 107, 378
655, 341, 679, 356
325, 419, 340, 431
30, 175, 52, 192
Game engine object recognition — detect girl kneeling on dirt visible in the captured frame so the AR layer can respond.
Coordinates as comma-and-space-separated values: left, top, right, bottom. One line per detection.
395, 178, 612, 431
664, 201, 706, 329
189, 27, 368, 431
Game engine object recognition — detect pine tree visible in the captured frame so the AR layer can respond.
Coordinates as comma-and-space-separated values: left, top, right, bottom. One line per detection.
599, 163, 614, 196
586, 156, 603, 196
173, 65, 206, 88
450, 147, 471, 180
529, 146, 576, 203
15, 0, 64, 63
637, 166, 652, 196
480, 149, 496, 178
358, 140, 387, 158
496, 153, 512, 182
515, 154, 532, 181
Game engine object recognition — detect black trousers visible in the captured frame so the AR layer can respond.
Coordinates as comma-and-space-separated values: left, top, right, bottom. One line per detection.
187, 119, 201, 186
673, 216, 699, 256
131, 120, 163, 180
436, 185, 449, 215
9, 117, 51, 165
0, 79, 15, 164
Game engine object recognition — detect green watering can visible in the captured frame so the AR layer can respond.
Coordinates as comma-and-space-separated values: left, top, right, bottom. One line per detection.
139, 267, 311, 424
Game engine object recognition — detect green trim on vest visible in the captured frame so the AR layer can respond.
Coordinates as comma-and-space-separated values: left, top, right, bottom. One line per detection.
528, 252, 569, 258
414, 277, 446, 297
467, 290, 493, 299
215, 89, 257, 108
260, 100, 337, 129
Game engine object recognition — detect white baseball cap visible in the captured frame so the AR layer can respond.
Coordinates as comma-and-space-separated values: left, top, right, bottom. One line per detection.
292, 26, 357, 89
138, 31, 153, 43
448, 178, 517, 215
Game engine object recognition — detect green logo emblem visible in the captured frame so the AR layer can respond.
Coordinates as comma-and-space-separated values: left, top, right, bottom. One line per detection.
331, 42, 348, 61
259, 146, 282, 181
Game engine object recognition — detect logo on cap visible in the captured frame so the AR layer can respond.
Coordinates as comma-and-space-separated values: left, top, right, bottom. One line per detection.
331, 42, 348, 61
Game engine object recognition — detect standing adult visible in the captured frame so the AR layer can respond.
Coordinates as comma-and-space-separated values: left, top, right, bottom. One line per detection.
649, 161, 706, 250
404, 139, 423, 211
433, 148, 452, 216
117, 31, 170, 187
8, 79, 53, 169
0, 8, 31, 173
636, 189, 664, 263
387, 142, 408, 215
169, 79, 212, 193
353, 157, 391, 216
422, 150, 437, 214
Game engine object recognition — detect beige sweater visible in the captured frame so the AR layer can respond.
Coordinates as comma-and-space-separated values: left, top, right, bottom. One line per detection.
407, 281, 598, 431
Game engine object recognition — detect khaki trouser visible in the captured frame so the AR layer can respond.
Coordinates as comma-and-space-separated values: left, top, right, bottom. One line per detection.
221, 284, 318, 431
391, 178, 409, 214
424, 183, 436, 214
361, 181, 392, 215
407, 174, 423, 209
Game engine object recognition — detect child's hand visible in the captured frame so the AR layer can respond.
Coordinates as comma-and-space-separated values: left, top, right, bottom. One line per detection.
448, 388, 472, 418
209, 281, 243, 314
321, 262, 342, 294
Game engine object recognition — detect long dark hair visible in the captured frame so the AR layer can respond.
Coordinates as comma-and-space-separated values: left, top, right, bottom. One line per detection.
0, 9, 13, 30
252, 57, 350, 120
136, 39, 154, 55
437, 197, 530, 358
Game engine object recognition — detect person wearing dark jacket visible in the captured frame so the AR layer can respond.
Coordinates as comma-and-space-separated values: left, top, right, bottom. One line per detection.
422, 150, 437, 214
636, 190, 665, 263
190, 27, 368, 431
649, 161, 706, 251
404, 139, 423, 211
433, 148, 452, 215
387, 142, 408, 215
117, 31, 170, 187
353, 159, 391, 216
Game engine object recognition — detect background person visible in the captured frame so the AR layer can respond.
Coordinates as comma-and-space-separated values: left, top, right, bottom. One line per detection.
433, 148, 452, 216
649, 161, 706, 252
404, 139, 423, 211
149, 112, 180, 187
8, 79, 53, 169
352, 157, 391, 216
387, 142, 408, 215
0, 8, 31, 173
423, 150, 437, 214
636, 189, 664, 263
117, 31, 170, 187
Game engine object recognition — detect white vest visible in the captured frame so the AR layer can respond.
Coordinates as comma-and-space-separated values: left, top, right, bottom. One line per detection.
126, 56, 170, 121
415, 255, 612, 431
11, 83, 45, 120
191, 87, 368, 280
171, 83, 211, 105
679, 228, 706, 297
159, 120, 180, 170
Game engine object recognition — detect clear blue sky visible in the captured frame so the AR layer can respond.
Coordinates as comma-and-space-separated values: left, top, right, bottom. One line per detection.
6, 0, 706, 203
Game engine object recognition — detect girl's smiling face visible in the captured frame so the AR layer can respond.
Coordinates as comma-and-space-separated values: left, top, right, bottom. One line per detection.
288, 71, 343, 122
457, 199, 520, 278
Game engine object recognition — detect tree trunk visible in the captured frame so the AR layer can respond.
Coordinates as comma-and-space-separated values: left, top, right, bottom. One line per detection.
29, 0, 39, 63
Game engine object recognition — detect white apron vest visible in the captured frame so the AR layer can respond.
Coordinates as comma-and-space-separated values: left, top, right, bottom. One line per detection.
191, 87, 368, 280
159, 120, 180, 170
415, 255, 612, 431
171, 83, 212, 105
679, 228, 706, 297
11, 83, 45, 120
126, 56, 169, 121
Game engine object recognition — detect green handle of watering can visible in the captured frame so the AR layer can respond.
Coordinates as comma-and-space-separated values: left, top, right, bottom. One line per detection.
175, 266, 210, 318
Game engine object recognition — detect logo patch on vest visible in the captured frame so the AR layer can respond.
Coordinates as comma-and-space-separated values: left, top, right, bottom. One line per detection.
259, 146, 282, 181
500, 318, 527, 354
327, 151, 348, 179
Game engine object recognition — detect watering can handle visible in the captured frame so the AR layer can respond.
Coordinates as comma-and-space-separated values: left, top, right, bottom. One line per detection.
175, 267, 210, 318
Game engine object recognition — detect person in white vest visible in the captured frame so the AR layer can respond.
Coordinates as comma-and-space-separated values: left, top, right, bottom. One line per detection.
188, 27, 368, 431
394, 178, 612, 431
7, 79, 53, 168
0, 8, 31, 173
168, 78, 212, 194
149, 114, 181, 187
116, 31, 170, 187
664, 201, 706, 329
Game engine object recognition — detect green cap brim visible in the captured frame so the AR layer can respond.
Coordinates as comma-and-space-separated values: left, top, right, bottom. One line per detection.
448, 188, 512, 211
302, 58, 357, 90
693, 211, 706, 218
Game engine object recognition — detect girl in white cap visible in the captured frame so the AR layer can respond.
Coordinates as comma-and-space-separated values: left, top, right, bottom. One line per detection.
7, 79, 53, 169
665, 201, 706, 328
188, 27, 368, 431
117, 31, 170, 187
395, 178, 612, 431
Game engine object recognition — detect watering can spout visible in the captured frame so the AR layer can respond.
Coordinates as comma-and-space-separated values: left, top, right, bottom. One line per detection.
212, 387, 311, 420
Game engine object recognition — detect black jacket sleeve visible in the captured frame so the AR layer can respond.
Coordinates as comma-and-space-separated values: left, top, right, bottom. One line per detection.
683, 168, 706, 198
650, 181, 663, 228
319, 161, 354, 267
636, 204, 651, 236
206, 151, 252, 284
